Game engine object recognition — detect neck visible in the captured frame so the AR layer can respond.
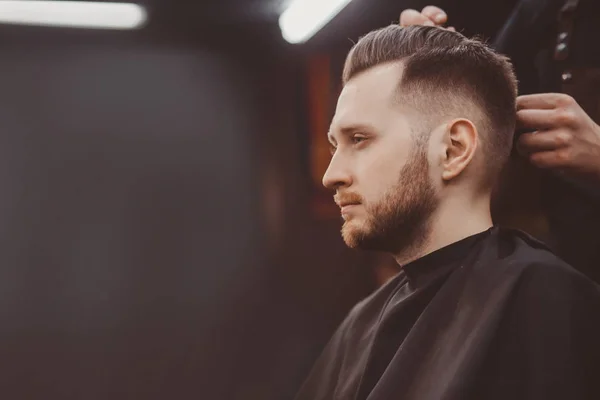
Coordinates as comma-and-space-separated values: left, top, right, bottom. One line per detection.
393, 193, 493, 265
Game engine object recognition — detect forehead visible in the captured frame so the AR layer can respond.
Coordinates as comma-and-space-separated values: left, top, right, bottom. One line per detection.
332, 63, 404, 128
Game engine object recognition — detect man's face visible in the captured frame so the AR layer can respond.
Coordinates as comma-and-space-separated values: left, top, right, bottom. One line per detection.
324, 63, 439, 253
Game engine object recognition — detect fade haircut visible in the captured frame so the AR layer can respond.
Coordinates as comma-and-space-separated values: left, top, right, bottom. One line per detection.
343, 25, 518, 187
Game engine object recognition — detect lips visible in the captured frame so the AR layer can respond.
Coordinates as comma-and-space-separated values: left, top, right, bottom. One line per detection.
337, 202, 360, 208
339, 203, 360, 219
334, 193, 363, 215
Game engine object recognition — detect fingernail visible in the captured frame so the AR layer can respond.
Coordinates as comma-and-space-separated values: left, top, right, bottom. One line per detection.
435, 13, 446, 23
424, 20, 434, 26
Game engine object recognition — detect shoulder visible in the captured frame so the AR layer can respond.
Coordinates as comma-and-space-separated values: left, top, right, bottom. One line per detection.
488, 227, 600, 308
469, 227, 600, 305
491, 227, 589, 277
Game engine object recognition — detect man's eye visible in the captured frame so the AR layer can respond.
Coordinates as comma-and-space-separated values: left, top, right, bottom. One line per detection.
351, 135, 367, 145
329, 144, 336, 155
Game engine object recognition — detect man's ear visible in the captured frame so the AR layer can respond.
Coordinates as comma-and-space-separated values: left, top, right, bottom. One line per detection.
440, 118, 478, 181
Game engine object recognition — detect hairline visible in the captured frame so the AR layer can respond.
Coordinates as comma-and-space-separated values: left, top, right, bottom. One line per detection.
344, 59, 485, 137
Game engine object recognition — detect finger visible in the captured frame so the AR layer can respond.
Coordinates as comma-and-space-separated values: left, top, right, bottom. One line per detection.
516, 109, 561, 130
517, 107, 580, 131
421, 6, 447, 25
516, 93, 573, 111
517, 130, 572, 154
528, 149, 572, 170
400, 9, 435, 26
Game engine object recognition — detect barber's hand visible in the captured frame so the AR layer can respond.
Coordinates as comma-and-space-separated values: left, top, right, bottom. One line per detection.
517, 93, 600, 185
399, 6, 455, 31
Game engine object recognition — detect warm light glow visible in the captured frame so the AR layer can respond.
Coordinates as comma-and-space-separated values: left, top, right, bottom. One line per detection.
0, 1, 147, 30
279, 0, 353, 44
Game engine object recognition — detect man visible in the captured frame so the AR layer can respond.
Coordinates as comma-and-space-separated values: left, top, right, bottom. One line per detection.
400, 3, 600, 282
294, 25, 600, 400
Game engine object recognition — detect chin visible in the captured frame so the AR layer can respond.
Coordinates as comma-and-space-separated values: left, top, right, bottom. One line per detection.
341, 221, 379, 250
341, 221, 363, 249
341, 219, 417, 254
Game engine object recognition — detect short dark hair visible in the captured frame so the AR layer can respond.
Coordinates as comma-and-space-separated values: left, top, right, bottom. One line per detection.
343, 25, 518, 187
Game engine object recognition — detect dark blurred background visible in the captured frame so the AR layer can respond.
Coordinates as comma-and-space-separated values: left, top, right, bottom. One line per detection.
0, 0, 522, 398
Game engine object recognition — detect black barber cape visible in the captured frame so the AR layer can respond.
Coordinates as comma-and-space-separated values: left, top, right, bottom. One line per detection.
294, 227, 600, 400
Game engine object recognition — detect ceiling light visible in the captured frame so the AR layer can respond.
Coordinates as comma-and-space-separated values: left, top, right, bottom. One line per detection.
279, 0, 353, 44
0, 1, 147, 30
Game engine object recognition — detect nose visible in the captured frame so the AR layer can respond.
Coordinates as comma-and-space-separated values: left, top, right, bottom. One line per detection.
322, 153, 352, 190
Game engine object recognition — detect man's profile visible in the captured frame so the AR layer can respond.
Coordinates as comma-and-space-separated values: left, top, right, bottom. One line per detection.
294, 25, 600, 400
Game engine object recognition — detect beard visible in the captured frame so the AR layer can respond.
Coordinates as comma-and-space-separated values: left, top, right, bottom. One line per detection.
340, 146, 438, 255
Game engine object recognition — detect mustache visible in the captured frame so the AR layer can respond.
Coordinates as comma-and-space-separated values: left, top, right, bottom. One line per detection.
334, 192, 363, 206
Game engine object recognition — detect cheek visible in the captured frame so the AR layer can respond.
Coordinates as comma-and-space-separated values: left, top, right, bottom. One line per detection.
356, 143, 408, 202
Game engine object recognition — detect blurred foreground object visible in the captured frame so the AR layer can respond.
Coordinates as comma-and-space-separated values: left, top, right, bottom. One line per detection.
0, 1, 147, 30
279, 0, 353, 43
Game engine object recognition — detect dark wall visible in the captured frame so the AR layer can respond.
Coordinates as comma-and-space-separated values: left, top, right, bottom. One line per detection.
0, 27, 373, 399
0, 33, 263, 398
